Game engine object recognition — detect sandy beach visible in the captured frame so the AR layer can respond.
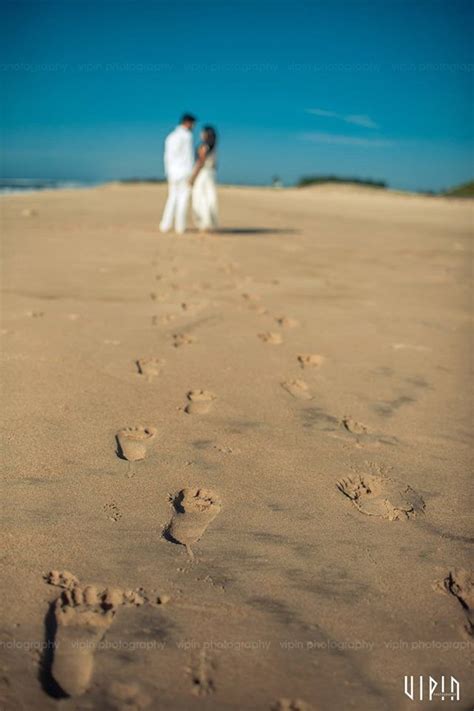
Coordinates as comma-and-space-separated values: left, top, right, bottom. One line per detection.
0, 183, 472, 710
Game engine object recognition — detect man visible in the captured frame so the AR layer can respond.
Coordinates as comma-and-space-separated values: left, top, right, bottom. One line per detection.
159, 113, 196, 234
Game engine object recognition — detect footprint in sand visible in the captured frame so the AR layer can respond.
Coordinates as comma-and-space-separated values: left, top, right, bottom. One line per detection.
173, 332, 196, 348
164, 488, 222, 553
45, 571, 156, 697
103, 502, 122, 522
297, 353, 324, 369
116, 426, 157, 461
47, 579, 118, 696
26, 310, 44, 318
190, 649, 216, 696
258, 332, 283, 345
181, 301, 203, 313
161, 313, 176, 324
272, 700, 314, 711
185, 390, 217, 415
150, 292, 157, 301
242, 293, 267, 313
275, 316, 300, 328
440, 570, 473, 637
341, 416, 368, 435
281, 379, 313, 400
337, 474, 425, 521
136, 357, 164, 381
22, 208, 38, 217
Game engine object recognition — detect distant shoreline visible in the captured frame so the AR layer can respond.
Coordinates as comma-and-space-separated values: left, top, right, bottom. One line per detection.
1, 178, 472, 198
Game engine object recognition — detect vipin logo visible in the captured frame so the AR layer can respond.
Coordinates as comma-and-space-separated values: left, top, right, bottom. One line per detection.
404, 675, 460, 702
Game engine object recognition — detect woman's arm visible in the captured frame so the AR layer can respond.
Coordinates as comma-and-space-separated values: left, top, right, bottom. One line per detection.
189, 144, 208, 186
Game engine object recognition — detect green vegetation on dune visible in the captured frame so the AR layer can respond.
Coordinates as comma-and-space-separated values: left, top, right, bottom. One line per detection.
296, 175, 387, 189
442, 180, 474, 198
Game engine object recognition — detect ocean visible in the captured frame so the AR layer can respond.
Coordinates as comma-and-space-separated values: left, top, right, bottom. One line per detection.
0, 179, 99, 195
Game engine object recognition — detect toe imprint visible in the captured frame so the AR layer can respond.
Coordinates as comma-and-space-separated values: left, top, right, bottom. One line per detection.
164, 488, 222, 549
281, 379, 313, 400
276, 316, 300, 328
136, 358, 164, 380
185, 390, 217, 415
337, 474, 425, 520
173, 333, 195, 348
441, 570, 474, 637
45, 572, 158, 697
51, 594, 115, 697
297, 353, 324, 368
116, 426, 157, 461
258, 332, 283, 345
342, 416, 368, 435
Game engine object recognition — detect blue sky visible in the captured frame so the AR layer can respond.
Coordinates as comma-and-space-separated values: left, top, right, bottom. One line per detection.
1, 0, 472, 190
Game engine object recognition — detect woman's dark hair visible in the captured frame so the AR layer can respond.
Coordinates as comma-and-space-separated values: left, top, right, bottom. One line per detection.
203, 126, 217, 152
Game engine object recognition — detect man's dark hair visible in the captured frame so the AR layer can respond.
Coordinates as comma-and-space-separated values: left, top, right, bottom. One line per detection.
181, 113, 196, 124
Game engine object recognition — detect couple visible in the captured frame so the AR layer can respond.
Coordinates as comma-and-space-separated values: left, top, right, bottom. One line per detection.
159, 113, 218, 235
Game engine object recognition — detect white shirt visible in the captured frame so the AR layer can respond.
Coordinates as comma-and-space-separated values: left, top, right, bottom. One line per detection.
163, 125, 194, 182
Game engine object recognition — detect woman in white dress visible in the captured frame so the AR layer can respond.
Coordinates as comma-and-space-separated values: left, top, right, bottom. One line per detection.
190, 126, 218, 232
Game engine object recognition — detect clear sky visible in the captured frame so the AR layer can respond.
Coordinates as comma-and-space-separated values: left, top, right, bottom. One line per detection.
1, 0, 472, 190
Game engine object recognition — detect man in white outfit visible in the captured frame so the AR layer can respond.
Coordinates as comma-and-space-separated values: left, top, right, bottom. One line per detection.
159, 113, 196, 234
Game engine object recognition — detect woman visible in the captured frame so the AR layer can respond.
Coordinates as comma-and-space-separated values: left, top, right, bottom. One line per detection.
190, 126, 218, 232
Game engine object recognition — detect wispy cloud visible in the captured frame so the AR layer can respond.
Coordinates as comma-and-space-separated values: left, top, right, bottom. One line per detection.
344, 114, 378, 129
300, 131, 392, 147
306, 108, 379, 130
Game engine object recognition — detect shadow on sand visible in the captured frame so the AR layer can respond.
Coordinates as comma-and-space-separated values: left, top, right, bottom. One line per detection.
215, 227, 299, 236
39, 599, 68, 699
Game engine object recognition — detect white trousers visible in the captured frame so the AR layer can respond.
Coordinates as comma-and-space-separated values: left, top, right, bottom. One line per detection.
160, 179, 191, 234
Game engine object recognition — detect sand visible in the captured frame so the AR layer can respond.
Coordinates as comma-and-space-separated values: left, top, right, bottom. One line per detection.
0, 183, 472, 710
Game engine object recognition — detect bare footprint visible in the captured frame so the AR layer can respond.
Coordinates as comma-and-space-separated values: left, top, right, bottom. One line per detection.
45, 572, 156, 697
440, 570, 474, 637
297, 353, 324, 368
173, 332, 195, 348
50, 586, 116, 696
136, 357, 164, 381
258, 331, 283, 345
248, 303, 268, 314
190, 649, 215, 696
185, 390, 217, 415
341, 416, 368, 435
275, 316, 300, 328
181, 302, 202, 313
337, 474, 425, 520
164, 488, 222, 553
272, 700, 314, 711
281, 379, 313, 400
116, 426, 157, 461
103, 502, 122, 522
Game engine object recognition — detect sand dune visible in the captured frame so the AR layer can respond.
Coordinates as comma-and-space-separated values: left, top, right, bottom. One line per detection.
0, 184, 472, 709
